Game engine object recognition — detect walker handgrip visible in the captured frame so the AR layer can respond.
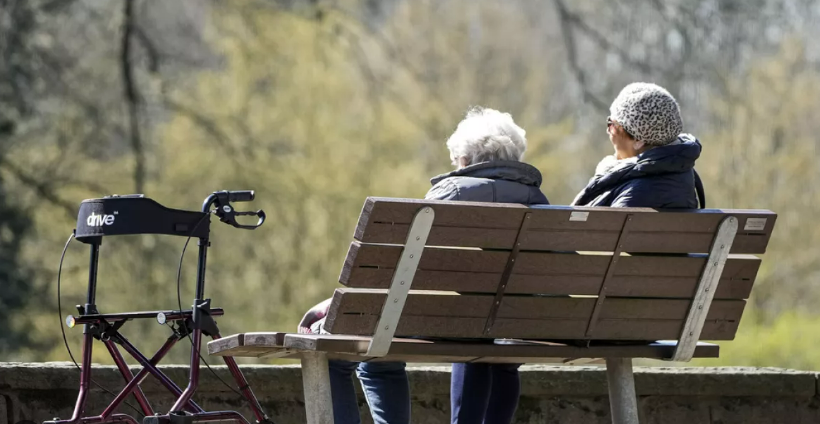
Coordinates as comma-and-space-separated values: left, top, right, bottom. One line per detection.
228, 190, 255, 202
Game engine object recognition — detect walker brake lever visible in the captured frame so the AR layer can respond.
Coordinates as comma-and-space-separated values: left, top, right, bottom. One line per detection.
215, 204, 266, 230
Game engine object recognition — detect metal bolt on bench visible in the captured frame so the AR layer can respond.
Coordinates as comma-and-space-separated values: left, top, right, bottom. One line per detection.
46, 191, 273, 424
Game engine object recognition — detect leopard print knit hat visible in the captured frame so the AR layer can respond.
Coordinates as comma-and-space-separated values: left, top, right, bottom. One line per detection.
609, 82, 683, 146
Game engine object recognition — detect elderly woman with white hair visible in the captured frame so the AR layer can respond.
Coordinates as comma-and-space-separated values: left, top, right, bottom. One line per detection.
432, 107, 549, 424
298, 106, 549, 424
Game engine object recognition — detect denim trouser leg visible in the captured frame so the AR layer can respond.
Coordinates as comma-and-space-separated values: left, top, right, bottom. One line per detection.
484, 363, 521, 423
451, 363, 492, 423
329, 360, 363, 424
328, 360, 410, 424
451, 362, 522, 424
356, 361, 411, 424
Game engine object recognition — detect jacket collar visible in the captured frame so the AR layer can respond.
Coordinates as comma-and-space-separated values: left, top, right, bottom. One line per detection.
430, 160, 544, 187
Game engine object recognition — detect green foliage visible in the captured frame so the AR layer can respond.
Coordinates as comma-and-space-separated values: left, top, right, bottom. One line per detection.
694, 309, 820, 371
0, 171, 37, 355
697, 38, 820, 319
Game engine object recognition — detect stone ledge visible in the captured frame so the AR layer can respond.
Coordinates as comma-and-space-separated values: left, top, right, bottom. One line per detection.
0, 362, 816, 398
1, 363, 818, 424
517, 365, 819, 397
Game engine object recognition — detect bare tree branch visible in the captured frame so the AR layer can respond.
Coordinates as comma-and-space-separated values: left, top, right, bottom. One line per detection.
326, 4, 453, 112
161, 97, 247, 168
561, 4, 656, 75
134, 27, 161, 73
122, 0, 146, 193
0, 158, 75, 218
553, 0, 609, 113
647, 0, 695, 87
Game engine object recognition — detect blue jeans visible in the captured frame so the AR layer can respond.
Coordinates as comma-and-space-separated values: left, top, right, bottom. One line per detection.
328, 360, 411, 424
450, 363, 522, 424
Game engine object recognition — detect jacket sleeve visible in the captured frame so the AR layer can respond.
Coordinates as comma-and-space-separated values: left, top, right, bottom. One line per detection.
424, 179, 460, 201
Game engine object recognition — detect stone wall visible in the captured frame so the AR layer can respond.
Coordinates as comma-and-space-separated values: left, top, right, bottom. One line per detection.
1, 362, 818, 424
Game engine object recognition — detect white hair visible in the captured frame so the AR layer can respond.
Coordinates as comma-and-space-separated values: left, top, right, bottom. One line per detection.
446, 106, 527, 167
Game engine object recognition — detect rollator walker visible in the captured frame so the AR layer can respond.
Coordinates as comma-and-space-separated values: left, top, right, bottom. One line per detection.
46, 191, 273, 424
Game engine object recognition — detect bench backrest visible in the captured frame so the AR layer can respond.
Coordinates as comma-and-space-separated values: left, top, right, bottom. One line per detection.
324, 197, 777, 359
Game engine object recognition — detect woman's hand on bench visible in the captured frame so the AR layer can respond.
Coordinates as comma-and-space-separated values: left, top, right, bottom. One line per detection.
298, 298, 332, 334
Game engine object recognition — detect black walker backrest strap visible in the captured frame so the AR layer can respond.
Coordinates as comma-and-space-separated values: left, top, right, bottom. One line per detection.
75, 196, 210, 243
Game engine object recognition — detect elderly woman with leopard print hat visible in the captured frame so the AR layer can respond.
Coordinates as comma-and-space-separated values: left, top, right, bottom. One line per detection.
572, 82, 706, 209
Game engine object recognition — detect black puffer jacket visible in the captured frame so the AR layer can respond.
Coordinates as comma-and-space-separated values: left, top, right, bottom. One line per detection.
571, 134, 705, 208
425, 160, 549, 205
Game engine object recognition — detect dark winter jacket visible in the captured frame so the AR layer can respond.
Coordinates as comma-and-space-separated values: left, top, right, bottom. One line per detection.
571, 134, 705, 209
425, 160, 549, 205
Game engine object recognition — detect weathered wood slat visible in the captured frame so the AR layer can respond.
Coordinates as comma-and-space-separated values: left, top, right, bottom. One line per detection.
353, 198, 776, 254
325, 314, 740, 340
283, 334, 720, 359
340, 243, 760, 299
208, 332, 719, 363
208, 332, 296, 358
327, 290, 746, 320
342, 268, 755, 299
358, 198, 777, 234
215, 346, 295, 358
244, 332, 287, 346
208, 334, 244, 355
361, 223, 771, 254
323, 289, 744, 340
207, 333, 720, 360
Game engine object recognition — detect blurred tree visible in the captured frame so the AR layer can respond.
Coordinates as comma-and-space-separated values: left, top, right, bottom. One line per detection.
0, 0, 80, 356
0, 124, 37, 356
698, 38, 820, 318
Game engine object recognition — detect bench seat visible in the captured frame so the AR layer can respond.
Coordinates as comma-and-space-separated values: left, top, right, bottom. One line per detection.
210, 332, 719, 364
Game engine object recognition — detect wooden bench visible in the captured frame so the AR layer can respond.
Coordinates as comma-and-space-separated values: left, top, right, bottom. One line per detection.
209, 197, 777, 424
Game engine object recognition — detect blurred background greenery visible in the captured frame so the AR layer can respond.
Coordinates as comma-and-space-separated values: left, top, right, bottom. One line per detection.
0, 0, 818, 369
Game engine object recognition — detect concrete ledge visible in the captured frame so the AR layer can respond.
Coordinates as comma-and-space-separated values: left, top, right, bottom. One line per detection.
516, 365, 818, 397
1, 363, 818, 424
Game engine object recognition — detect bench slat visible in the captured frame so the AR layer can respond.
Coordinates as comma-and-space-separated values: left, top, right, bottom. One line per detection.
324, 290, 744, 340
206, 333, 720, 360
355, 198, 776, 254
325, 314, 740, 340
328, 289, 746, 319
340, 243, 760, 299
283, 334, 720, 359
207, 333, 294, 358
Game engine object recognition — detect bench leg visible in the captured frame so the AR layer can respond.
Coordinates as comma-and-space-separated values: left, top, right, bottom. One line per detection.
605, 358, 639, 424
301, 352, 335, 424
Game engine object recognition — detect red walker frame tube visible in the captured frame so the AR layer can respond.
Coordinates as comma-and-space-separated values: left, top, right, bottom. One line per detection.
104, 340, 153, 416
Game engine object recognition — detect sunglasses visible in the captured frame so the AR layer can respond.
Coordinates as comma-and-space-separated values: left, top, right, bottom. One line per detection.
606, 117, 633, 137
